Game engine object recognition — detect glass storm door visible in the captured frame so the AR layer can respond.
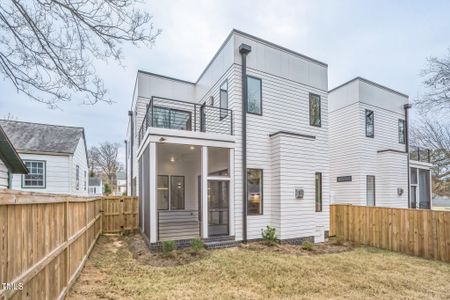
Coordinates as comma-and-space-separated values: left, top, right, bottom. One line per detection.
208, 180, 229, 236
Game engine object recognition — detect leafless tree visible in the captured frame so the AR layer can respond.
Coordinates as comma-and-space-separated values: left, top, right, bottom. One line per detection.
89, 142, 120, 190
0, 1, 160, 108
415, 50, 450, 113
411, 120, 450, 196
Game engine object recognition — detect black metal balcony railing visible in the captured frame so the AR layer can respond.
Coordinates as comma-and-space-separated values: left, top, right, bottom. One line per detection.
409, 146, 431, 163
138, 96, 233, 144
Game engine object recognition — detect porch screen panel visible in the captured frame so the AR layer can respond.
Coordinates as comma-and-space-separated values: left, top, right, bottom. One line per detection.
143, 147, 150, 239
171, 176, 185, 210
419, 169, 431, 209
157, 175, 169, 210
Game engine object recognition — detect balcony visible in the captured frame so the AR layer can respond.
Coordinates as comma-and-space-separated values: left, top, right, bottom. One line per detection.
138, 97, 233, 145
409, 146, 431, 163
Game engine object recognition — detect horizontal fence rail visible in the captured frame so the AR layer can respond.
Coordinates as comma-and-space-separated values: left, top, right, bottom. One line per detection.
330, 204, 450, 263
138, 96, 233, 145
0, 190, 138, 300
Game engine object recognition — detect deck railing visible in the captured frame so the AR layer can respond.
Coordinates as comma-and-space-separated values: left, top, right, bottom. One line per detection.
138, 96, 233, 145
409, 146, 431, 163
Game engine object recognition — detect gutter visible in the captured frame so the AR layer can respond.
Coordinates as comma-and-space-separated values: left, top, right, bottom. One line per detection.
239, 43, 251, 243
404, 103, 412, 207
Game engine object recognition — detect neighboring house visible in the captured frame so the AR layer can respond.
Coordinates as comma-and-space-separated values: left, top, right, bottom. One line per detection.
0, 120, 89, 196
127, 29, 329, 246
116, 171, 126, 195
328, 77, 432, 209
88, 177, 103, 196
0, 125, 28, 188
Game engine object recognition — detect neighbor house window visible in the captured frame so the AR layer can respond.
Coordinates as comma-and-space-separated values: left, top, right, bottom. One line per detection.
366, 175, 376, 206
76, 165, 80, 190
398, 119, 406, 144
247, 76, 262, 115
84, 171, 87, 191
157, 175, 185, 210
365, 109, 374, 137
247, 169, 263, 215
309, 94, 321, 127
220, 80, 228, 119
22, 160, 46, 188
315, 172, 322, 212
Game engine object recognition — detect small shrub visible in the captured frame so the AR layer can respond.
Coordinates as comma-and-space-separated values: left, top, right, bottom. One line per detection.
261, 225, 278, 246
191, 238, 204, 253
161, 240, 176, 254
302, 241, 314, 251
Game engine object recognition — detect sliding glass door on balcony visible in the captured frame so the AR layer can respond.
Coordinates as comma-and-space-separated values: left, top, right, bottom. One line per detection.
152, 106, 192, 130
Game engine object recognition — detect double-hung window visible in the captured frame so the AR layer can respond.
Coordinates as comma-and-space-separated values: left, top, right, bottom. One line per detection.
398, 119, 406, 144
22, 160, 46, 188
247, 169, 263, 215
220, 81, 228, 119
247, 76, 262, 115
157, 175, 185, 210
76, 165, 80, 190
309, 94, 321, 127
365, 109, 374, 138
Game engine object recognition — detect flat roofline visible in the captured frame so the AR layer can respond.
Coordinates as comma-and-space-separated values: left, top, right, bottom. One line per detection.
137, 29, 328, 87
329, 77, 409, 98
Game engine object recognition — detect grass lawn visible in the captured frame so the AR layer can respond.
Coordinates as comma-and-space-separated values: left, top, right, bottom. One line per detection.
68, 234, 450, 299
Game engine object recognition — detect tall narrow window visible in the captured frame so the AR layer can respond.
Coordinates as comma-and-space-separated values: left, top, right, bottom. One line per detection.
84, 171, 87, 191
315, 172, 322, 212
398, 119, 406, 144
171, 176, 185, 210
220, 81, 228, 119
157, 175, 169, 210
247, 76, 262, 115
366, 175, 376, 206
76, 165, 80, 190
309, 94, 321, 127
365, 109, 374, 138
247, 169, 263, 215
22, 160, 46, 188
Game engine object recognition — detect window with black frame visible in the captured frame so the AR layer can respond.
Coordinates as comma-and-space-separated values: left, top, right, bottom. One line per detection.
365, 109, 374, 138
157, 175, 185, 210
247, 169, 263, 215
152, 106, 191, 130
367, 175, 376, 206
220, 81, 228, 119
310, 94, 321, 127
247, 76, 262, 115
171, 176, 185, 210
315, 172, 322, 212
157, 175, 169, 210
398, 119, 405, 144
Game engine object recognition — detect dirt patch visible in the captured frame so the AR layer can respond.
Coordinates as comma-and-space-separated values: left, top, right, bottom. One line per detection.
240, 239, 354, 256
125, 234, 210, 267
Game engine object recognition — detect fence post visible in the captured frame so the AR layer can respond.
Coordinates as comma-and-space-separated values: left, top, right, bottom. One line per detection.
64, 197, 70, 289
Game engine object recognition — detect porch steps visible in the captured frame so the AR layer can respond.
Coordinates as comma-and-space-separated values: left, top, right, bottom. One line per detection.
204, 237, 240, 249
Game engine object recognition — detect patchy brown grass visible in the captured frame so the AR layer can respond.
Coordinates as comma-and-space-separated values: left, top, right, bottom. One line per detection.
68, 234, 450, 300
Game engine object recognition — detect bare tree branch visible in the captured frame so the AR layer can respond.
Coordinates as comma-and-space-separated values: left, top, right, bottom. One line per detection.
88, 142, 121, 192
0, 0, 160, 108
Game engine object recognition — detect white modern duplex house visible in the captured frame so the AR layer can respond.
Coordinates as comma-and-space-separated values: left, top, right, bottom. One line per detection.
126, 30, 329, 247
329, 77, 432, 208
0, 120, 89, 196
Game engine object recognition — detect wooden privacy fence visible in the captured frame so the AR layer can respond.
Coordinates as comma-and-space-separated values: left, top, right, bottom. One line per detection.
330, 204, 450, 263
102, 196, 139, 234
0, 191, 138, 300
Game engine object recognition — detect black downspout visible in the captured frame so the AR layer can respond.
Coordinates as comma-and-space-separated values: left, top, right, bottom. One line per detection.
128, 110, 134, 196
124, 139, 128, 195
404, 103, 412, 208
239, 43, 251, 243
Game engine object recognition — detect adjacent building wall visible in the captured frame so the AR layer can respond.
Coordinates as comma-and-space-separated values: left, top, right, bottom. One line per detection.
71, 137, 89, 196
0, 160, 8, 188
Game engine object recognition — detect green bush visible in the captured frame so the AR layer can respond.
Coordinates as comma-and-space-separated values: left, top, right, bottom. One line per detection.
191, 238, 204, 253
161, 240, 176, 254
302, 241, 314, 251
261, 225, 277, 246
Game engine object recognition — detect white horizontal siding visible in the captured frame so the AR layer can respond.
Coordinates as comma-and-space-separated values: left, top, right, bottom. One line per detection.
11, 153, 71, 194
0, 160, 8, 189
71, 137, 89, 196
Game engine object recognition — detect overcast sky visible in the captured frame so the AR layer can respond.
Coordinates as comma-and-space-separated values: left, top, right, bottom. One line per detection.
1, 0, 449, 163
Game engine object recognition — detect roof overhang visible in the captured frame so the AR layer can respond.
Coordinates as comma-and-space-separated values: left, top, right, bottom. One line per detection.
0, 126, 28, 174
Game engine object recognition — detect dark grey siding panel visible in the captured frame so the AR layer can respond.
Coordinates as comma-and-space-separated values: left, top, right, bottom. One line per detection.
143, 146, 151, 240
158, 211, 200, 241
138, 156, 143, 229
